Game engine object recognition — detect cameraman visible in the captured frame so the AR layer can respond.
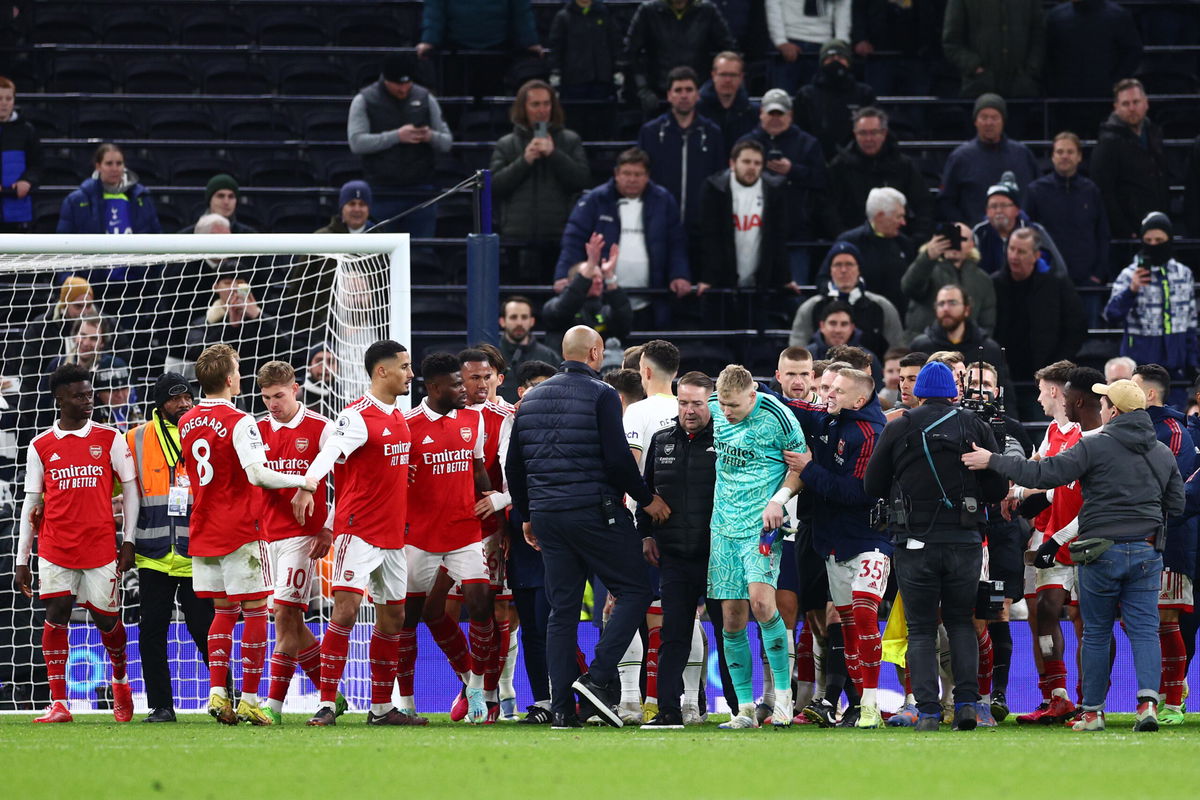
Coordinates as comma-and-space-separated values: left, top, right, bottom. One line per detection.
963, 379, 1185, 732
865, 362, 1008, 731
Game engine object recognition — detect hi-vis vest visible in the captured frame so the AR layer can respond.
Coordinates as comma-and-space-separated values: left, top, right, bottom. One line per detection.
126, 421, 190, 559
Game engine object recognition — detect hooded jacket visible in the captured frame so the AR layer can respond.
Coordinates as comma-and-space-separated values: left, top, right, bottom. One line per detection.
1147, 404, 1198, 576
1091, 112, 1171, 238
790, 273, 904, 355
827, 135, 933, 240
548, 0, 622, 86
738, 124, 828, 236
491, 122, 591, 241
698, 168, 789, 289
908, 317, 1016, 402
637, 111, 725, 230
900, 242, 996, 337
1023, 170, 1111, 285
1104, 256, 1198, 373
696, 80, 759, 147
794, 63, 877, 160
57, 169, 162, 234
988, 408, 1185, 542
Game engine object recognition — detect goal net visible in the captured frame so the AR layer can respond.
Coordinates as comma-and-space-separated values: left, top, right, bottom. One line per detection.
0, 233, 420, 714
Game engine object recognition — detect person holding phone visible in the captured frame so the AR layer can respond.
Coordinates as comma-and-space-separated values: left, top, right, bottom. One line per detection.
901, 222, 997, 340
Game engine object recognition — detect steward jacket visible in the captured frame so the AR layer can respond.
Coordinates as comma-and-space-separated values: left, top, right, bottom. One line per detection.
636, 417, 716, 560
864, 399, 1007, 543
548, 0, 622, 86
988, 408, 1185, 542
507, 360, 653, 514
1091, 112, 1170, 238
783, 392, 891, 560
827, 135, 933, 240
698, 169, 790, 289
126, 411, 192, 567
491, 123, 591, 241
56, 172, 161, 234
0, 112, 41, 224
637, 111, 725, 230
1148, 404, 1198, 576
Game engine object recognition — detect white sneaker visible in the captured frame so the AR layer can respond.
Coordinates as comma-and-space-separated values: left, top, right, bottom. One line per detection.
772, 689, 793, 728
718, 703, 760, 729
681, 703, 707, 726
617, 701, 643, 725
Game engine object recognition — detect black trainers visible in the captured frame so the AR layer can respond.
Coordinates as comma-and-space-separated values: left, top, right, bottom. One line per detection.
306, 706, 337, 727
802, 698, 837, 727
837, 705, 861, 727
990, 691, 1009, 723
915, 713, 941, 732
551, 712, 583, 729
640, 709, 684, 729
519, 705, 553, 725
366, 707, 429, 726
952, 702, 977, 731
572, 673, 622, 728
143, 707, 176, 723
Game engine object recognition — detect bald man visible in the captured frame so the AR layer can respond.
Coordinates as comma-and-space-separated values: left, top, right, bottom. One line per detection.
507, 325, 670, 728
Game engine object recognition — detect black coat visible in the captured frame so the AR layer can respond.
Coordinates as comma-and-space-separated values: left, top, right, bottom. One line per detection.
696, 80, 759, 148
548, 0, 622, 86
1091, 112, 1171, 238
908, 317, 1016, 403
851, 0, 945, 59
1044, 0, 1141, 98
793, 67, 877, 161
698, 169, 789, 289
991, 267, 1085, 380
539, 272, 633, 343
827, 136, 934, 240
827, 222, 914, 316
637, 418, 716, 561
622, 0, 736, 95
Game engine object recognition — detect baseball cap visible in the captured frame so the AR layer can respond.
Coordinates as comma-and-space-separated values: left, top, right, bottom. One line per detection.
762, 88, 792, 114
1091, 379, 1146, 413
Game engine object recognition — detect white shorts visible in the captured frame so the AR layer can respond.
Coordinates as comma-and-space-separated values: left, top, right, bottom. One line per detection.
1035, 562, 1076, 599
330, 534, 407, 606
1023, 563, 1037, 600
980, 542, 990, 582
193, 541, 271, 602
269, 537, 317, 611
826, 549, 890, 609
406, 541, 488, 597
1160, 569, 1195, 612
38, 557, 120, 616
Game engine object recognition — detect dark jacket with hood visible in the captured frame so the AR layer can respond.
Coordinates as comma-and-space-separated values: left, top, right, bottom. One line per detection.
909, 317, 1015, 402
1147, 404, 1198, 577
491, 122, 591, 241
0, 110, 41, 224
738, 124, 828, 236
57, 169, 162, 234
828, 135, 933, 240
637, 111, 725, 230
698, 168, 789, 289
622, 0, 737, 96
942, 0, 1045, 97
1091, 112, 1171, 238
548, 0, 622, 86
989, 408, 1185, 542
794, 62, 877, 161
696, 80, 759, 147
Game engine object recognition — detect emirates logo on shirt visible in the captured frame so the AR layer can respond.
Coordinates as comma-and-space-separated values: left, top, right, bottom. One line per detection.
296, 437, 309, 453
460, 427, 472, 442
89, 445, 103, 459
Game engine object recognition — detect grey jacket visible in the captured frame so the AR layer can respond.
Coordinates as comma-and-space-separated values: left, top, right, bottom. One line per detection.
987, 409, 1185, 541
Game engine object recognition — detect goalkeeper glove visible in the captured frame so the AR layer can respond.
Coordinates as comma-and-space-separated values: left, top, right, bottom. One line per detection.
759, 526, 781, 556
1033, 537, 1060, 570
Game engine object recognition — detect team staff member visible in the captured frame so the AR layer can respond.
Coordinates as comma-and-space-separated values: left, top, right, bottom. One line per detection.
964, 379, 1185, 732
123, 373, 215, 723
506, 325, 670, 729
865, 361, 1008, 732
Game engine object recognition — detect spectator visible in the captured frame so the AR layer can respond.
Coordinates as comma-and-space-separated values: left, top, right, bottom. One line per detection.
908, 284, 1011, 394
183, 278, 284, 401
1044, 0, 1141, 101
790, 240, 903, 358
1103, 212, 1198, 389
697, 139, 791, 293
1186, 134, 1200, 238
1091, 78, 1170, 240
0, 76, 39, 232
738, 89, 829, 284
793, 39, 877, 160
347, 53, 452, 237
696, 51, 760, 147
492, 80, 591, 284
991, 228, 1084, 384
827, 186, 913, 315
19, 276, 97, 383
804, 300, 874, 361
416, 0, 543, 96
622, 0, 737, 117
901, 222, 996, 339
971, 174, 1068, 277
1105, 355, 1136, 383
315, 180, 374, 234
178, 175, 256, 234
849, 0, 941, 96
57, 143, 161, 235
23, 314, 116, 438
827, 106, 933, 240
1024, 132, 1111, 294
765, 0, 852, 94
637, 66, 725, 236
92, 354, 142, 431
541, 233, 634, 346
942, 0, 1045, 98
301, 345, 338, 418
555, 148, 692, 325
497, 295, 563, 403
548, 0, 623, 102
939, 94, 1038, 225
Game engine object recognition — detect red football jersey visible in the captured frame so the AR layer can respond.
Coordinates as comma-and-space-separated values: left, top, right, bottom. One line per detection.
258, 408, 333, 542
1043, 427, 1100, 564
470, 400, 512, 536
331, 394, 410, 549
179, 399, 266, 557
27, 422, 134, 569
1032, 421, 1081, 539
405, 401, 484, 552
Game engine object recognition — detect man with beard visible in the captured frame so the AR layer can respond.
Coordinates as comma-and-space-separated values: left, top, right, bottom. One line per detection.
910, 285, 1012, 401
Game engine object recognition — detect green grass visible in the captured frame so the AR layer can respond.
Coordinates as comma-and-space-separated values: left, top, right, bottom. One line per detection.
5, 713, 1200, 800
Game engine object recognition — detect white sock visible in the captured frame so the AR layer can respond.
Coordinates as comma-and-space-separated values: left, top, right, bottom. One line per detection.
113, 676, 128, 685
981, 693, 991, 705
761, 640, 775, 707
467, 670, 484, 690
399, 694, 415, 713
905, 692, 916, 707
265, 698, 283, 713
812, 636, 826, 691
618, 632, 643, 704
534, 699, 551, 710
861, 687, 877, 707
683, 619, 704, 705
795, 681, 816, 708
787, 633, 796, 686
241, 692, 258, 705
212, 687, 228, 699
499, 626, 519, 699
370, 702, 393, 716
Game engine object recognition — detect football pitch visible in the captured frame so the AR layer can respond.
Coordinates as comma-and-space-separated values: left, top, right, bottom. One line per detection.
5, 714, 1200, 800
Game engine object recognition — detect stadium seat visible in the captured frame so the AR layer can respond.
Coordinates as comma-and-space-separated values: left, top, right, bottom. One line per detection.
300, 109, 350, 142
268, 200, 327, 233
333, 12, 403, 47
18, 106, 68, 138
152, 199, 187, 232
230, 199, 267, 231
33, 200, 62, 233
411, 297, 468, 331
202, 58, 273, 95
224, 108, 295, 141
74, 106, 143, 141
104, 10, 173, 45
39, 155, 83, 188
319, 154, 364, 188
247, 157, 319, 188
123, 155, 168, 187
169, 156, 240, 187
145, 106, 219, 140
255, 11, 328, 47
48, 56, 117, 93
122, 59, 197, 95
29, 11, 98, 44
179, 11, 253, 46
277, 60, 351, 96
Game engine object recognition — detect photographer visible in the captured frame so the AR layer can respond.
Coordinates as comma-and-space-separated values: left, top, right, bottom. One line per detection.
1103, 212, 1198, 398
864, 362, 1008, 731
963, 379, 1185, 732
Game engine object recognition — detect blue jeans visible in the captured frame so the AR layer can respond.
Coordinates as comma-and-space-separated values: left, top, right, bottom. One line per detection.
1076, 541, 1163, 711
768, 41, 821, 95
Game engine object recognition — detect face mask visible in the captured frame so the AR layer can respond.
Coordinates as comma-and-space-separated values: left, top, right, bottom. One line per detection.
1141, 241, 1172, 267
822, 61, 849, 81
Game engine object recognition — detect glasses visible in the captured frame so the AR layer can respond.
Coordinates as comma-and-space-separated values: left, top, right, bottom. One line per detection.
987, 201, 1015, 211
936, 299, 964, 308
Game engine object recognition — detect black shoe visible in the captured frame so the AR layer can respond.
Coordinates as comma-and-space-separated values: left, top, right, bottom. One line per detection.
837, 705, 861, 727
572, 673, 622, 728
519, 705, 553, 725
366, 707, 429, 726
802, 698, 837, 728
551, 712, 583, 729
915, 713, 941, 732
640, 710, 684, 729
143, 707, 176, 723
306, 707, 338, 727
952, 702, 977, 731
990, 691, 1009, 723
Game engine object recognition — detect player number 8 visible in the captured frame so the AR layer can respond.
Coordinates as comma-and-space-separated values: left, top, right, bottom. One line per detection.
192, 439, 213, 486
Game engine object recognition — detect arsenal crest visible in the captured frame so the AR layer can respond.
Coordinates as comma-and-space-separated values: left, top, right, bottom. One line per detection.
836, 439, 845, 455
296, 437, 309, 453
663, 443, 675, 455
89, 445, 103, 459
460, 427, 472, 442
343, 570, 355, 581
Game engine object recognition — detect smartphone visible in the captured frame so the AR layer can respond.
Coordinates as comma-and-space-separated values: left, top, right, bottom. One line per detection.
533, 120, 549, 138
767, 148, 784, 161
936, 222, 964, 250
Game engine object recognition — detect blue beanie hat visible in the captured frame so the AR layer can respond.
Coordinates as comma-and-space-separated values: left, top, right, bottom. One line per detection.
913, 361, 958, 399
339, 180, 372, 208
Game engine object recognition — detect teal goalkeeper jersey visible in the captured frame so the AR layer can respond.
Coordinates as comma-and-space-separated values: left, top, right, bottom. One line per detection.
708, 391, 806, 539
